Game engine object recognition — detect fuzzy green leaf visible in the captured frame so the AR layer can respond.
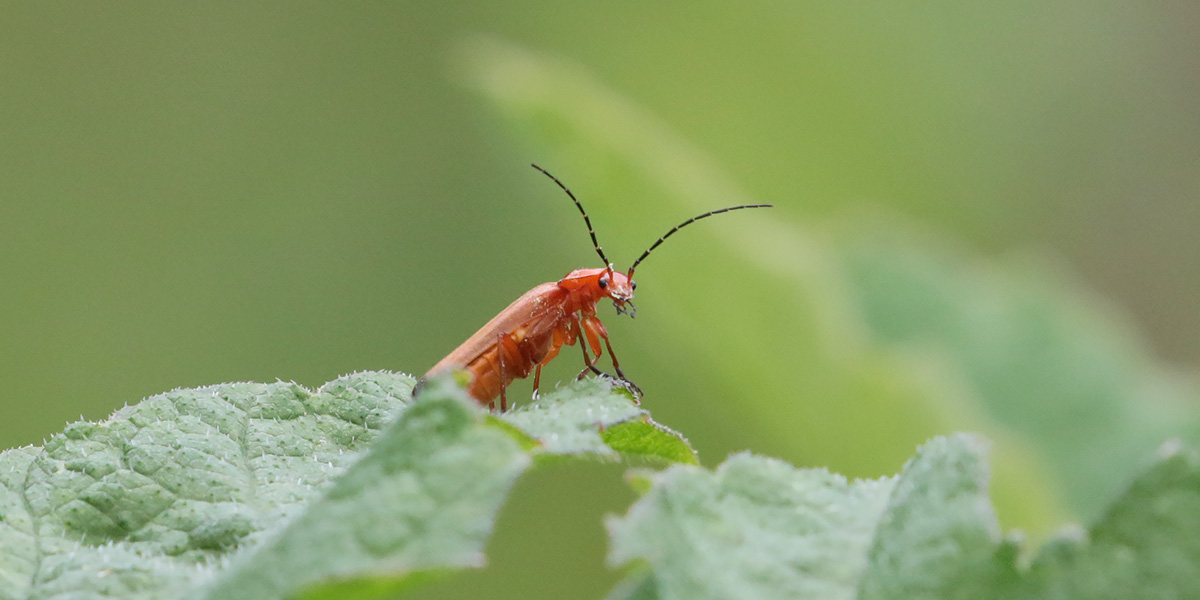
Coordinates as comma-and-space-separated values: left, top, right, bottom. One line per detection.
501, 378, 696, 465
285, 377, 694, 599
607, 454, 896, 600
605, 436, 1010, 600
197, 376, 530, 599
0, 372, 688, 600
609, 433, 1200, 600
3, 372, 412, 600
857, 434, 1017, 599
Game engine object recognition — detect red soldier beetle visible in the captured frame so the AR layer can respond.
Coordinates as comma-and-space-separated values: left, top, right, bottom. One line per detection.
419, 164, 770, 411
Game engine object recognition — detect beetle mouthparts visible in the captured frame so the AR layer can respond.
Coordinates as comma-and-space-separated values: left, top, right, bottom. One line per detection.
615, 300, 637, 319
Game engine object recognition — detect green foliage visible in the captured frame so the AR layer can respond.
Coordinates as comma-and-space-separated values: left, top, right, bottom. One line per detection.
2, 5, 1197, 600
3, 18, 1198, 600
2, 372, 1198, 598
835, 224, 1200, 520
0, 373, 695, 600
4, 374, 412, 600
202, 377, 529, 600
1011, 443, 1200, 600
608, 454, 894, 600
607, 436, 1200, 600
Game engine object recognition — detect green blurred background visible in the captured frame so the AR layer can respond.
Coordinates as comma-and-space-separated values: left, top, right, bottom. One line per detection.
3, 3, 1199, 598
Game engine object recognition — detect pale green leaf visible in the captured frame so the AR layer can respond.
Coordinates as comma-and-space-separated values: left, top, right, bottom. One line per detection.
501, 377, 696, 465
3, 372, 412, 600
603, 571, 659, 600
0, 371, 690, 600
609, 434, 1200, 600
607, 453, 895, 600
199, 376, 530, 600
857, 434, 1017, 599
1011, 442, 1200, 600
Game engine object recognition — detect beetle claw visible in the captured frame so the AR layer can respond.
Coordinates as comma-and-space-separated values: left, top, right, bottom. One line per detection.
584, 370, 643, 401
611, 377, 643, 402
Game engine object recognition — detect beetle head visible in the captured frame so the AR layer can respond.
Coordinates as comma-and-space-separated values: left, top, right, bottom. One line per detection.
598, 268, 637, 318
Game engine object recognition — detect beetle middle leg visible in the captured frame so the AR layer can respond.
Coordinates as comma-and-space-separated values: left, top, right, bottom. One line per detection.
532, 344, 563, 401
496, 332, 526, 412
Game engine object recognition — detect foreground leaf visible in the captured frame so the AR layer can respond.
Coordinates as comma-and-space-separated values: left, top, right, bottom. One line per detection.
5, 372, 412, 600
857, 434, 1017, 599
501, 377, 696, 465
607, 454, 896, 600
0, 372, 688, 600
608, 434, 1200, 600
200, 376, 530, 599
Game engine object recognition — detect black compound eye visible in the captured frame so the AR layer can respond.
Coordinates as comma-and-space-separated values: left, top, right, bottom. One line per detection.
631, 280, 637, 290
598, 277, 608, 289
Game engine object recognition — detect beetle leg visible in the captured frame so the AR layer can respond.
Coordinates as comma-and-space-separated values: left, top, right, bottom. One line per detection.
493, 331, 527, 411
532, 364, 542, 400
580, 315, 604, 359
600, 334, 641, 397
496, 332, 506, 412
534, 340, 564, 401
574, 340, 639, 400
583, 315, 643, 398
576, 335, 607, 380
573, 316, 606, 378
573, 316, 641, 400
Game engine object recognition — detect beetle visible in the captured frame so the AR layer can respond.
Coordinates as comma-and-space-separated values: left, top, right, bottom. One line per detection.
419, 164, 770, 410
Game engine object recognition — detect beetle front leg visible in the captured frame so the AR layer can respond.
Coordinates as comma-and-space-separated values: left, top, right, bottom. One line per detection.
581, 315, 643, 399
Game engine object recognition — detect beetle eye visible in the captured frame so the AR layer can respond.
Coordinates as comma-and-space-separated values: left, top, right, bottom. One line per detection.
598, 277, 608, 289
631, 280, 637, 290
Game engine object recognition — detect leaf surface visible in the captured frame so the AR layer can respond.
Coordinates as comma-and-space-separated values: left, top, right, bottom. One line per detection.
607, 453, 895, 600
0, 372, 687, 600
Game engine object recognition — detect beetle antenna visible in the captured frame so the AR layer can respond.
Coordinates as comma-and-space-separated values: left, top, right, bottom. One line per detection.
627, 204, 772, 277
531, 164, 611, 268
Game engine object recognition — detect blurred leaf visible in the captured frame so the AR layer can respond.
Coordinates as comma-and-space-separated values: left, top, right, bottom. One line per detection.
1012, 442, 1200, 599
833, 220, 1200, 519
603, 571, 659, 600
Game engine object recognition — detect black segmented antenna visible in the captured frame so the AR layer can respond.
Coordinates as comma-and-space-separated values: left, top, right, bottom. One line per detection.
627, 204, 772, 277
531, 164, 611, 268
